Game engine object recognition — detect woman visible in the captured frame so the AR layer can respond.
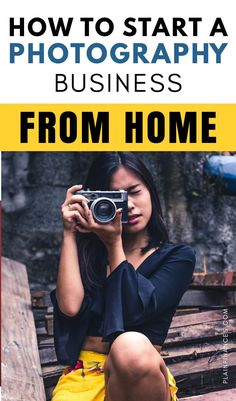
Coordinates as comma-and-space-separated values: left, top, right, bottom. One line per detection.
51, 152, 195, 401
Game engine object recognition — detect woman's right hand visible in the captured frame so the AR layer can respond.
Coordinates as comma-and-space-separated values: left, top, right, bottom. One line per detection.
61, 184, 89, 232
61, 185, 123, 246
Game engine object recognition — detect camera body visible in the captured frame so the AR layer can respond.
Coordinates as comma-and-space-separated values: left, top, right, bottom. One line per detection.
75, 190, 128, 224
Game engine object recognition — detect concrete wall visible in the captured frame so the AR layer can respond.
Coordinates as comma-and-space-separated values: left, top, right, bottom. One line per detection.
2, 152, 236, 290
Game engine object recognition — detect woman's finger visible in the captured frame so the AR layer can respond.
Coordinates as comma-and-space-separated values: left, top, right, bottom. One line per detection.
82, 200, 94, 224
62, 209, 79, 221
61, 185, 83, 208
114, 208, 123, 224
66, 184, 83, 196
75, 225, 91, 233
71, 194, 90, 204
73, 210, 90, 228
62, 195, 88, 208
65, 202, 87, 217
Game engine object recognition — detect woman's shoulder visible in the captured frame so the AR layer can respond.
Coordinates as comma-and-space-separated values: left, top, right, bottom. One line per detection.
159, 242, 196, 262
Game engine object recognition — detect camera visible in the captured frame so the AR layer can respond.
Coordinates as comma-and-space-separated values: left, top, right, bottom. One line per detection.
74, 190, 128, 224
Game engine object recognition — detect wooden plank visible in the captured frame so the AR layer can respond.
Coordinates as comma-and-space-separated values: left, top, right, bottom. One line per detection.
175, 308, 201, 316
42, 364, 66, 380
170, 308, 236, 329
162, 340, 236, 363
38, 337, 54, 348
45, 310, 53, 336
165, 319, 236, 346
40, 347, 58, 366
191, 272, 236, 289
36, 327, 48, 336
180, 388, 236, 401
169, 351, 236, 396
179, 290, 235, 308
2, 257, 46, 401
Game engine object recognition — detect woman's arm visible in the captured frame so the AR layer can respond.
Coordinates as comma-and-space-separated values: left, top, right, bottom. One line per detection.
75, 200, 126, 272
56, 184, 126, 316
55, 184, 89, 317
106, 239, 126, 273
102, 244, 196, 342
56, 230, 85, 317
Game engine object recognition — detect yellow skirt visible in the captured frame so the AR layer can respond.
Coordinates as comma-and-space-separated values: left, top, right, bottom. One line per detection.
52, 350, 178, 401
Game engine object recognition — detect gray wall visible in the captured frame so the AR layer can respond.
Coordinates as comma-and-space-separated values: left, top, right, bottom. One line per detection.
2, 152, 236, 290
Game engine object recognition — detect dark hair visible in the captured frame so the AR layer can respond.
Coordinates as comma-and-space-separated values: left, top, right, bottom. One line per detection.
77, 152, 168, 291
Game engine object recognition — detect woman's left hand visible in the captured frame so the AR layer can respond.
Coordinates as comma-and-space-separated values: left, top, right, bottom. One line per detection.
74, 198, 123, 247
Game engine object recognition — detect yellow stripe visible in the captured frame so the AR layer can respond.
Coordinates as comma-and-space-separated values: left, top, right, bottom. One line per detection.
0, 104, 235, 150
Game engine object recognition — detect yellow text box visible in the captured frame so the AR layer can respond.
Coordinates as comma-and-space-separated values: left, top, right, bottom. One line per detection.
0, 104, 235, 151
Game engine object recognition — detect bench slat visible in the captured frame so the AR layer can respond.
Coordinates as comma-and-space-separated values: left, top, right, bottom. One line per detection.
170, 351, 236, 396
2, 257, 46, 401
180, 388, 236, 401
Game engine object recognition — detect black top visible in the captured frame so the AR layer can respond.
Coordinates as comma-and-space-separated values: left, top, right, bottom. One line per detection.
51, 243, 195, 366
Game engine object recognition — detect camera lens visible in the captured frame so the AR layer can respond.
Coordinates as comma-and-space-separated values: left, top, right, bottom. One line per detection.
90, 198, 116, 223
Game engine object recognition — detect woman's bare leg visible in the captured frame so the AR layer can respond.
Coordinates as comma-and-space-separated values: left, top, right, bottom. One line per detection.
104, 332, 171, 401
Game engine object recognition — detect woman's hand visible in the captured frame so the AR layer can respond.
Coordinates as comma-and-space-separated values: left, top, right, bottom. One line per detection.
76, 200, 123, 248
61, 185, 123, 247
61, 184, 89, 233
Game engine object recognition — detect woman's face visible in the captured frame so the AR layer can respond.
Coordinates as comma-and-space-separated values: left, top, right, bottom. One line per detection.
110, 166, 152, 234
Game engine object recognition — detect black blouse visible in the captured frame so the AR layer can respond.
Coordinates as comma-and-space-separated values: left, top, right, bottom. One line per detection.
51, 243, 195, 366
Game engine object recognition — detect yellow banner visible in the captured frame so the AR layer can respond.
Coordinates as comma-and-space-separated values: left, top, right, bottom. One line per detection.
0, 104, 235, 151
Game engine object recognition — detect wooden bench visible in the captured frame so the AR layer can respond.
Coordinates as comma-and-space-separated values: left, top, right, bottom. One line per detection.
2, 256, 236, 401
38, 309, 236, 400
35, 283, 236, 400
2, 257, 46, 401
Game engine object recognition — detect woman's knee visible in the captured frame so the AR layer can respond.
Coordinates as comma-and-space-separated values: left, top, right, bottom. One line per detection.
105, 332, 163, 382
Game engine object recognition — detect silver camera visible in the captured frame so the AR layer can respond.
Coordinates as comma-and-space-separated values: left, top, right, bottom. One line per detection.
75, 190, 128, 224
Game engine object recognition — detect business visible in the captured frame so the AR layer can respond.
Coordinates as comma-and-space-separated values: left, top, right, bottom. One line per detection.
55, 72, 182, 93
